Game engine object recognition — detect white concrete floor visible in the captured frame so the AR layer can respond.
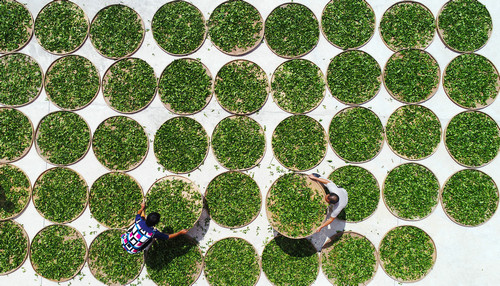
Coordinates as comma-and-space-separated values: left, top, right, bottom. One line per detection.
3, 0, 500, 285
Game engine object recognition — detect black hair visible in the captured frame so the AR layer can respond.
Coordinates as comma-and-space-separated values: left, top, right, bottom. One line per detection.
327, 194, 339, 204
146, 212, 161, 227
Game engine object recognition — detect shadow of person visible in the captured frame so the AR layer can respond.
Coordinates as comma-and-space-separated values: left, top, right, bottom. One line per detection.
273, 235, 317, 258
0, 185, 15, 214
144, 235, 199, 271
188, 198, 210, 241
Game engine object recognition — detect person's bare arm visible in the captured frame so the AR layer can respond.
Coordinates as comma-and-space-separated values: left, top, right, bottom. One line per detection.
137, 202, 145, 217
308, 174, 331, 185
316, 217, 335, 233
168, 229, 188, 239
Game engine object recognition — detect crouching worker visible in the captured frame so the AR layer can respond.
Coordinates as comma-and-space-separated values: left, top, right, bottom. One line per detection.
121, 202, 188, 254
308, 173, 348, 233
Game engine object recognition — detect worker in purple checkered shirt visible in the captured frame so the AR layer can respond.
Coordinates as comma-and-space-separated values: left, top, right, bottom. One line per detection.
121, 202, 188, 254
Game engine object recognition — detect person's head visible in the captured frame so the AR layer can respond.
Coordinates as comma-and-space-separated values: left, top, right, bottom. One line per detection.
325, 194, 339, 204
146, 212, 161, 227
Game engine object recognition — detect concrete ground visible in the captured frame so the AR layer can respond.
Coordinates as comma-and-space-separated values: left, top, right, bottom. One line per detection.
3, 0, 500, 285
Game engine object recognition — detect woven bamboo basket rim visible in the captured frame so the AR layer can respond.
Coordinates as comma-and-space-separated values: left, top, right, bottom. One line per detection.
265, 173, 328, 239
89, 172, 144, 229
89, 4, 145, 60
34, 0, 89, 55
378, 1, 436, 52
443, 110, 500, 168
270, 58, 326, 114
0, 163, 32, 221
264, 2, 319, 59
204, 236, 261, 286
326, 50, 382, 106
320, 231, 378, 286
102, 57, 157, 114
382, 48, 440, 104
208, 0, 264, 56
159, 58, 213, 115
0, 219, 30, 276
378, 225, 437, 283
384, 104, 442, 161
34, 111, 92, 166
153, 116, 210, 174
436, 0, 493, 54
32, 166, 89, 224
320, 0, 376, 51
214, 59, 269, 115
328, 106, 385, 164
145, 234, 204, 286
442, 52, 500, 110
211, 115, 266, 171
152, 0, 207, 57
327, 165, 380, 223
44, 54, 100, 111
0, 52, 44, 107
440, 169, 499, 227
272, 114, 327, 172
381, 162, 440, 222
87, 228, 145, 286
0, 107, 34, 164
0, 0, 34, 54
29, 224, 88, 282
262, 235, 320, 286
146, 175, 204, 230
92, 115, 149, 172
204, 171, 262, 229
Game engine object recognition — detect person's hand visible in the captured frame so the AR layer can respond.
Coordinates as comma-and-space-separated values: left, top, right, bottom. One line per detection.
179, 229, 188, 235
315, 227, 323, 233
140, 202, 145, 209
308, 174, 316, 180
